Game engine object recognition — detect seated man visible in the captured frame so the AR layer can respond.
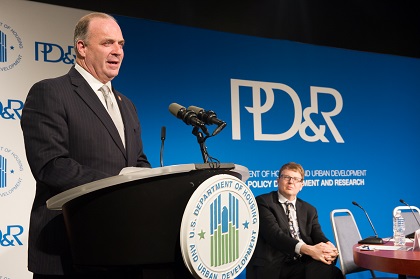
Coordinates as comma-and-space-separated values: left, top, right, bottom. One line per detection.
246, 162, 343, 279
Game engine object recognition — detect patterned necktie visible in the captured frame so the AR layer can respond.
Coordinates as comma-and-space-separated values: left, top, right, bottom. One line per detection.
99, 85, 125, 148
285, 202, 299, 239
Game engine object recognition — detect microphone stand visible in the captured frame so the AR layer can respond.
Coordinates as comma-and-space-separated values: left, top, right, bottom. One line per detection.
400, 199, 420, 238
352, 201, 384, 244
160, 126, 166, 167
192, 127, 209, 163
358, 236, 384, 245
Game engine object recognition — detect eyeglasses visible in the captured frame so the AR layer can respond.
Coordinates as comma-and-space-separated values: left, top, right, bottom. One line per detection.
280, 174, 303, 183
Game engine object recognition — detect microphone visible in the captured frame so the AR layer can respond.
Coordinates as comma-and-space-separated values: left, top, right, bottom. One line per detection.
160, 126, 166, 167
169, 103, 209, 136
188, 105, 227, 136
399, 199, 420, 238
161, 126, 166, 141
352, 201, 384, 244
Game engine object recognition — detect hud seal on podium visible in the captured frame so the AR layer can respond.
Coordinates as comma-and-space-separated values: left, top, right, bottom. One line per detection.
180, 174, 259, 278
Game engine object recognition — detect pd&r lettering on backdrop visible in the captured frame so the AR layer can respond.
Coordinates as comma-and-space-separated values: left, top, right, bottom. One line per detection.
231, 79, 344, 143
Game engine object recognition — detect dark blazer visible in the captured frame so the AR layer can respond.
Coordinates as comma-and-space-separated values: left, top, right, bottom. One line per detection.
246, 191, 330, 279
21, 66, 151, 275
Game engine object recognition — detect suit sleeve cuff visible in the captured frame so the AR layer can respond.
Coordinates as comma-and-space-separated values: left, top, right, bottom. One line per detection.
295, 240, 305, 255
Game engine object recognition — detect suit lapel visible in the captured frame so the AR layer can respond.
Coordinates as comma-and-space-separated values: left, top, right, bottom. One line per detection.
271, 192, 290, 229
296, 199, 308, 239
69, 68, 127, 159
113, 88, 131, 160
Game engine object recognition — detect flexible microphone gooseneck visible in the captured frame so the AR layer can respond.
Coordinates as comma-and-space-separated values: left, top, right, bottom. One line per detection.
187, 105, 227, 136
160, 126, 166, 167
352, 201, 384, 244
399, 199, 420, 238
168, 103, 209, 136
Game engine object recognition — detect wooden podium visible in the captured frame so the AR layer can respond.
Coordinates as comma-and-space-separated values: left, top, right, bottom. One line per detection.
47, 163, 249, 278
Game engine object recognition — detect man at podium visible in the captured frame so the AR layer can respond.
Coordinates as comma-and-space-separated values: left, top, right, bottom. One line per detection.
21, 12, 151, 279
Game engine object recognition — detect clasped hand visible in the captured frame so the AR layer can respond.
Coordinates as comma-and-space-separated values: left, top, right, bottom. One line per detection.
307, 242, 339, 265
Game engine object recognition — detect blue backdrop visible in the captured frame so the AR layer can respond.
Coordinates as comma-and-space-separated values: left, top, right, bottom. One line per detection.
113, 15, 420, 278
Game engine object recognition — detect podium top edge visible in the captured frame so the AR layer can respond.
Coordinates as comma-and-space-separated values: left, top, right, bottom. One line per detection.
46, 163, 249, 210
194, 162, 235, 170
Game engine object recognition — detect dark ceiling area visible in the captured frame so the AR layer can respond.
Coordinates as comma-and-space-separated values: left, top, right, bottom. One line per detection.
30, 0, 420, 59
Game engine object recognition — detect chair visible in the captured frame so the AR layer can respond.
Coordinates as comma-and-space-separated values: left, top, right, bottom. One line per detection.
330, 209, 394, 278
393, 206, 420, 238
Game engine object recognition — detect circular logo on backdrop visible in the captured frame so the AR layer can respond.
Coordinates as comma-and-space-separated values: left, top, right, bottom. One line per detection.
0, 146, 24, 198
180, 174, 259, 279
0, 21, 24, 71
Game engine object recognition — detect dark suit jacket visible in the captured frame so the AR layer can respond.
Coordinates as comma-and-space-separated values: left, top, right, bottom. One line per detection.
21, 66, 151, 275
246, 191, 330, 279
